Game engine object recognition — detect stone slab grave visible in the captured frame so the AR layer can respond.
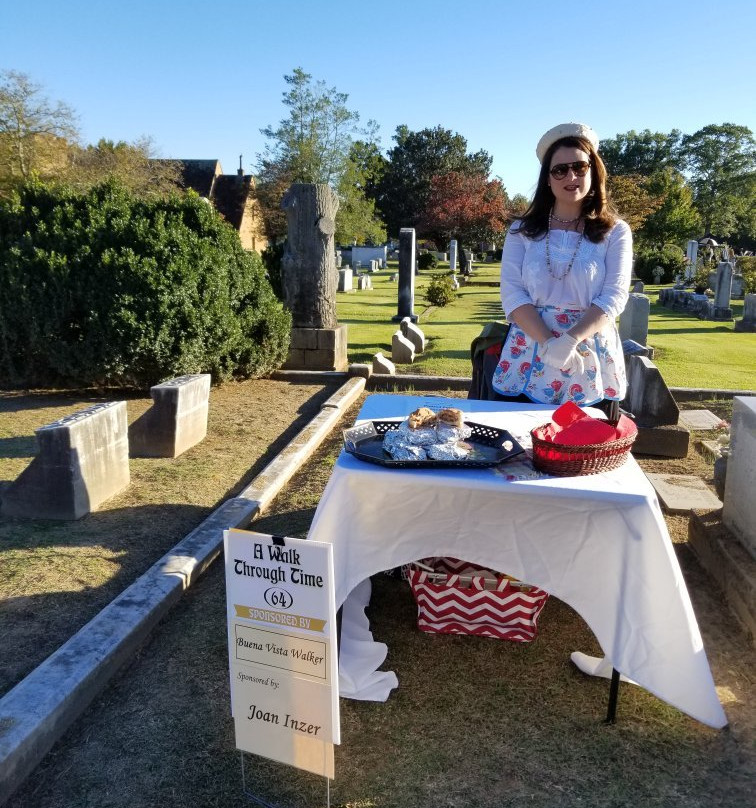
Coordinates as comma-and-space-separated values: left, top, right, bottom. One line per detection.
645, 473, 723, 515
129, 374, 211, 458
678, 409, 724, 431
1, 401, 130, 520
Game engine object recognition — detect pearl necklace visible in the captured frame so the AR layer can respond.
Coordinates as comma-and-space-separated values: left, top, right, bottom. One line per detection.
549, 210, 580, 224
545, 215, 584, 280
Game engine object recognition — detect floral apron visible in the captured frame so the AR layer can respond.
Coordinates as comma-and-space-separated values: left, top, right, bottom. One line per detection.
491, 305, 626, 405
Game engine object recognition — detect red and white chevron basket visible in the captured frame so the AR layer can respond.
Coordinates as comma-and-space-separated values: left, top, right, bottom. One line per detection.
406, 557, 549, 642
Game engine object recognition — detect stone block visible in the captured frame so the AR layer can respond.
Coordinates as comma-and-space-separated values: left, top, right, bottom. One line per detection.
290, 328, 319, 350
391, 330, 415, 364
622, 354, 679, 426
644, 473, 722, 514
372, 352, 396, 375
284, 325, 348, 371
689, 510, 756, 644
723, 396, 756, 559
357, 274, 373, 290
2, 402, 130, 520
400, 317, 426, 353
631, 424, 690, 458
129, 374, 211, 458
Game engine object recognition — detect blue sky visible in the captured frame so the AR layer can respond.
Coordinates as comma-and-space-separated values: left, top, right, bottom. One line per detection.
4, 0, 755, 198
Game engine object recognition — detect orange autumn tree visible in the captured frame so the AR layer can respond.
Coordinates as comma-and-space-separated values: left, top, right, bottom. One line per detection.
418, 170, 509, 250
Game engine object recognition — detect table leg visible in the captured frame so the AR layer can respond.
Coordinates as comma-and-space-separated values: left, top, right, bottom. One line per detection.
604, 668, 621, 724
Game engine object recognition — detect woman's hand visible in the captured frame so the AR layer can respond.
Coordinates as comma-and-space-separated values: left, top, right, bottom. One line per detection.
540, 333, 584, 374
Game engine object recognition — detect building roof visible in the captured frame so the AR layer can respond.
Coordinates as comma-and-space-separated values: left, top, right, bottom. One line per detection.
212, 174, 252, 229
152, 159, 222, 198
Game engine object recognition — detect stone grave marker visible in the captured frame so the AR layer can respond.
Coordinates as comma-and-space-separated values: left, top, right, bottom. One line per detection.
129, 374, 211, 458
372, 352, 396, 375
2, 402, 130, 520
619, 292, 650, 345
723, 396, 756, 558
734, 293, 756, 332
645, 473, 722, 514
678, 410, 724, 431
706, 262, 734, 320
357, 274, 372, 290
338, 267, 353, 292
400, 316, 425, 353
449, 240, 458, 274
622, 355, 688, 458
392, 228, 417, 322
391, 330, 415, 364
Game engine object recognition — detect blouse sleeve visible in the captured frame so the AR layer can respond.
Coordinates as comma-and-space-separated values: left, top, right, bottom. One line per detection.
500, 224, 533, 319
591, 219, 633, 320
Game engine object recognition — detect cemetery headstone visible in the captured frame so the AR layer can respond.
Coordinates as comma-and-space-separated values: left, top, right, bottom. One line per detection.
280, 183, 347, 370
357, 274, 372, 290
400, 316, 426, 353
723, 396, 756, 559
632, 281, 645, 293
622, 355, 688, 458
707, 262, 734, 320
391, 330, 415, 364
129, 374, 211, 457
1, 402, 130, 520
449, 240, 458, 274
685, 239, 698, 281
619, 292, 650, 346
392, 228, 418, 322
734, 293, 756, 332
652, 266, 664, 284
335, 250, 342, 268
337, 267, 353, 292
372, 352, 396, 375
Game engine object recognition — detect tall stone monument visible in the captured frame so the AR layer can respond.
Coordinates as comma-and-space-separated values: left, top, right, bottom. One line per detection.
449, 239, 458, 274
685, 239, 698, 281
392, 228, 418, 322
707, 261, 734, 321
280, 183, 347, 370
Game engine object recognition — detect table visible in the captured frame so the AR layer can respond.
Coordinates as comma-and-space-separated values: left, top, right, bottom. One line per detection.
307, 394, 727, 729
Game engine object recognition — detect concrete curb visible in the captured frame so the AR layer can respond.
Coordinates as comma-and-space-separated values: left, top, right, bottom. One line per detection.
0, 375, 365, 806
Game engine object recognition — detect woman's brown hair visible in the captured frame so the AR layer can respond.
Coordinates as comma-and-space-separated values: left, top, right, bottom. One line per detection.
514, 136, 617, 243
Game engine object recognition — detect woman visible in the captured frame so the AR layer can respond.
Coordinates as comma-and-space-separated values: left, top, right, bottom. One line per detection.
492, 122, 632, 407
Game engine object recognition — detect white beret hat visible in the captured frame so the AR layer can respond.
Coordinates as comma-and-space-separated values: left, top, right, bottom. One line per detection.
536, 122, 599, 163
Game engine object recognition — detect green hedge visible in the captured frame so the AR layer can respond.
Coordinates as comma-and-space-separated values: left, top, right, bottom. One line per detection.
633, 244, 687, 284
0, 180, 291, 388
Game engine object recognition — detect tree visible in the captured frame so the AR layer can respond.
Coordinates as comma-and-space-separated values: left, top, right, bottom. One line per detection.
376, 125, 493, 238
678, 123, 756, 237
0, 69, 79, 193
606, 174, 663, 232
255, 68, 385, 244
66, 136, 181, 198
635, 168, 701, 247
418, 171, 508, 248
508, 193, 530, 222
599, 129, 682, 176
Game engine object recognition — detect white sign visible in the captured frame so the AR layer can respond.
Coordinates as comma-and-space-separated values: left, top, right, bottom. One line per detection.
224, 529, 339, 778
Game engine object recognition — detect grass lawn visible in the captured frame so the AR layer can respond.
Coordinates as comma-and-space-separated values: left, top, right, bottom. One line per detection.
339, 265, 756, 390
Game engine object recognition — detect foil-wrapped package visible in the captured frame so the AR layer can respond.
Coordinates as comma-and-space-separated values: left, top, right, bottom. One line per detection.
427, 442, 471, 461
435, 422, 472, 444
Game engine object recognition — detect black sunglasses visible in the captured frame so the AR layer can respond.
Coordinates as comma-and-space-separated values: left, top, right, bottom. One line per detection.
549, 161, 591, 180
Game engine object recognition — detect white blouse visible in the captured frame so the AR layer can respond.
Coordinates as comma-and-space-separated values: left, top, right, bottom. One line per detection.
500, 219, 633, 320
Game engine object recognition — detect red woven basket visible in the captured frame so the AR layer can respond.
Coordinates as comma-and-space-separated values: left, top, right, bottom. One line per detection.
530, 423, 636, 476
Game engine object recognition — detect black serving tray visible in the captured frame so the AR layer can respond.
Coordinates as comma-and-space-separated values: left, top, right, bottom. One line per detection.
343, 420, 525, 469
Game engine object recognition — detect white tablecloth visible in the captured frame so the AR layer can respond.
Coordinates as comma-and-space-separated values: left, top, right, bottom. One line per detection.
307, 394, 727, 729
